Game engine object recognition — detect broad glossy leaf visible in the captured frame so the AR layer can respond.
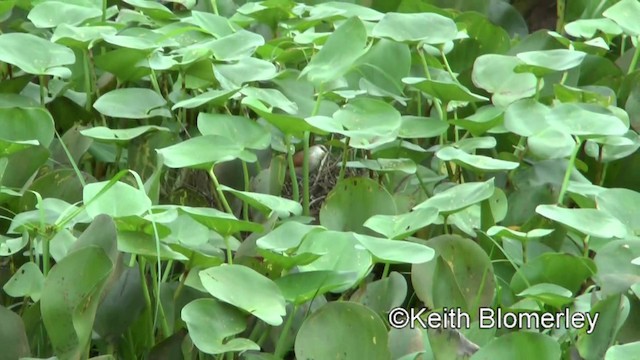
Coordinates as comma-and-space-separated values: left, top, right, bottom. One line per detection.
171, 89, 239, 110
414, 179, 495, 214
594, 240, 640, 295
300, 17, 369, 85
28, 1, 101, 28
220, 185, 302, 218
0, 33, 75, 77
547, 103, 628, 137
0, 107, 55, 147
403, 76, 488, 102
93, 88, 171, 119
352, 233, 435, 264
199, 265, 286, 326
527, 127, 576, 159
156, 135, 246, 169
346, 158, 416, 174
605, 342, 640, 360
510, 253, 596, 294
80, 126, 169, 143
399, 116, 448, 138
275, 271, 354, 305
504, 99, 551, 137
517, 283, 574, 308
536, 204, 627, 239
297, 231, 373, 292
41, 246, 113, 360
472, 55, 537, 107
471, 332, 560, 359
372, 12, 457, 44
436, 146, 519, 171
364, 207, 439, 239
83, 181, 152, 219
603, 0, 640, 36
2, 262, 44, 302
516, 49, 587, 75
52, 25, 118, 48
295, 302, 390, 360
256, 221, 324, 252
565, 18, 623, 38
576, 295, 628, 360
596, 188, 640, 235
117, 231, 188, 261
197, 113, 270, 150
215, 57, 277, 88
182, 298, 259, 355
0, 305, 30, 359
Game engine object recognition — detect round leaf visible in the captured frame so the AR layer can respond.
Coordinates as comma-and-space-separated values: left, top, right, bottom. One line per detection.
93, 88, 170, 119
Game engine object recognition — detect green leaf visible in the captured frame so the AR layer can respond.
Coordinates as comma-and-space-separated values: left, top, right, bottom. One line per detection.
295, 302, 390, 360
28, 1, 101, 28
596, 188, 640, 235
0, 33, 75, 77
364, 207, 439, 239
372, 12, 458, 44
472, 55, 537, 107
156, 135, 246, 169
577, 295, 628, 360
220, 185, 302, 218
352, 233, 435, 264
605, 342, 640, 360
510, 253, 596, 294
2, 261, 44, 302
0, 305, 30, 359
603, 0, 640, 36
0, 106, 55, 147
93, 88, 171, 119
346, 158, 417, 174
197, 113, 270, 150
403, 76, 488, 103
547, 103, 628, 137
83, 180, 152, 219
565, 18, 623, 38
300, 16, 369, 85
256, 221, 324, 252
470, 332, 561, 359
80, 126, 169, 144
199, 265, 286, 326
181, 298, 259, 355
41, 246, 113, 360
436, 146, 519, 171
504, 99, 551, 137
414, 179, 495, 214
399, 116, 448, 138
275, 271, 354, 305
535, 204, 627, 239
515, 49, 587, 75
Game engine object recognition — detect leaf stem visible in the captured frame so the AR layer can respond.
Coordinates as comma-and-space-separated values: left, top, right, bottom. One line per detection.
274, 304, 298, 358
208, 166, 234, 214
557, 137, 582, 205
285, 135, 300, 203
628, 36, 640, 74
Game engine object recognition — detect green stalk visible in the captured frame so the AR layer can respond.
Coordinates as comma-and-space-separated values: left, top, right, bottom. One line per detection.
83, 50, 93, 112
302, 131, 311, 216
210, 0, 219, 15
557, 137, 582, 205
42, 235, 50, 277
208, 166, 234, 214
337, 137, 350, 183
224, 235, 233, 265
556, 0, 566, 34
285, 136, 300, 203
138, 259, 155, 342
242, 161, 250, 221
274, 305, 298, 358
628, 37, 640, 75
38, 75, 46, 105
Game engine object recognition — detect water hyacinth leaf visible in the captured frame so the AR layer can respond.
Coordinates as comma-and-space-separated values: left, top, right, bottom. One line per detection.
346, 158, 416, 174
308, 2, 384, 21
215, 57, 277, 88
297, 231, 373, 292
181, 298, 259, 355
564, 18, 623, 38
403, 77, 488, 102
51, 25, 118, 48
596, 188, 640, 235
256, 221, 324, 252
320, 177, 397, 234
0, 305, 30, 359
350, 271, 408, 314
412, 235, 495, 318
219, 185, 302, 218
547, 103, 628, 137
123, 0, 176, 20
117, 231, 188, 260
603, 0, 640, 36
156, 135, 247, 169
594, 240, 640, 295
169, 206, 263, 235
472, 54, 537, 107
487, 226, 554, 241
399, 116, 449, 138
208, 30, 265, 61
516, 283, 574, 308
436, 147, 519, 171
80, 126, 169, 144
527, 127, 576, 160
198, 113, 270, 150
240, 87, 298, 114
352, 233, 435, 264
171, 89, 239, 110
0, 107, 55, 147
536, 204, 627, 239
504, 99, 552, 137
364, 207, 439, 239
185, 11, 238, 38
0, 33, 75, 77
28, 1, 101, 28
414, 179, 495, 214
300, 17, 369, 85
515, 49, 587, 75
246, 98, 323, 137
295, 302, 390, 360
333, 97, 402, 149
2, 262, 45, 302
372, 12, 457, 44
199, 265, 286, 326
275, 271, 354, 305
605, 342, 640, 360
83, 181, 151, 219
94, 88, 171, 119
470, 332, 561, 359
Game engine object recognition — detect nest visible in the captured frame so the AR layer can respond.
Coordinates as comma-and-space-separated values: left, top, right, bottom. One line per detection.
282, 152, 364, 218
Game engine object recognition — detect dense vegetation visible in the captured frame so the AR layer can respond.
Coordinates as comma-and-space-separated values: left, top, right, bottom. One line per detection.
2, 0, 640, 359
